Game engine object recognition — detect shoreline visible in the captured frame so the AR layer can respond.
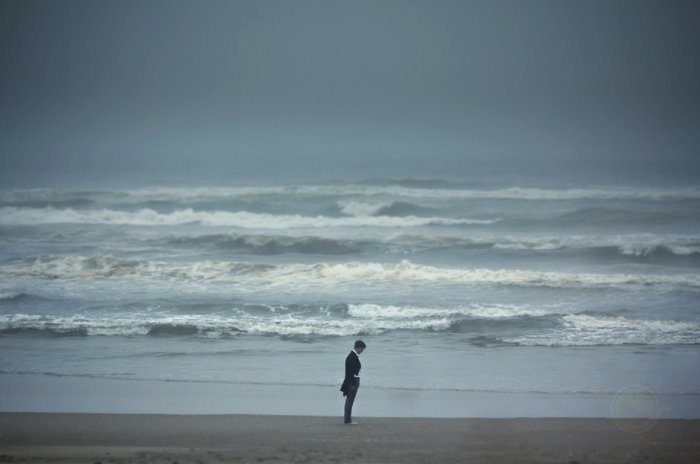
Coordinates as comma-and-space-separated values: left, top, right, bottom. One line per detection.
1, 413, 699, 463
3, 373, 698, 419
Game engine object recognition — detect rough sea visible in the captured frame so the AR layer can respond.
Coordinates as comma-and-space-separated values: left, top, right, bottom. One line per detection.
1, 173, 699, 417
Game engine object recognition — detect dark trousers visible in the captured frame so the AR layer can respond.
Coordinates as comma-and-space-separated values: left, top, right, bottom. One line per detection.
344, 380, 359, 423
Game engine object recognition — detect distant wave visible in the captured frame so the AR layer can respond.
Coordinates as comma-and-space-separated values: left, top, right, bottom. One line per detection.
120, 184, 700, 201
346, 303, 562, 320
2, 255, 699, 289
385, 233, 700, 265
0, 189, 108, 206
147, 323, 200, 336
0, 207, 496, 228
3, 184, 700, 205
0, 255, 274, 279
0, 291, 25, 301
521, 207, 700, 227
165, 233, 363, 255
356, 177, 461, 189
338, 200, 438, 217
600, 245, 700, 267
0, 198, 94, 209
0, 326, 89, 337
292, 261, 700, 288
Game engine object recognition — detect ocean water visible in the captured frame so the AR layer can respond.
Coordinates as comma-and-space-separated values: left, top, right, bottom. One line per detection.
1, 174, 699, 417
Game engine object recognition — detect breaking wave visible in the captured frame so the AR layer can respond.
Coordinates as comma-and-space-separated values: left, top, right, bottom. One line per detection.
287, 260, 700, 289
0, 206, 496, 228
338, 200, 438, 217
0, 292, 27, 301
0, 255, 273, 280
2, 255, 699, 289
503, 314, 700, 346
0, 303, 567, 338
158, 231, 700, 264
0, 306, 451, 338
1, 304, 697, 346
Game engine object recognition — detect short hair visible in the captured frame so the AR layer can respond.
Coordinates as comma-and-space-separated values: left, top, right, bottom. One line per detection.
354, 339, 366, 349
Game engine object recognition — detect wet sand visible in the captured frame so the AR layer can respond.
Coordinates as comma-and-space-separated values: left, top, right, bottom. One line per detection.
1, 413, 699, 463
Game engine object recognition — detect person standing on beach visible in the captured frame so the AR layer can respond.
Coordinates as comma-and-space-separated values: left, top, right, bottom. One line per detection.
340, 339, 366, 424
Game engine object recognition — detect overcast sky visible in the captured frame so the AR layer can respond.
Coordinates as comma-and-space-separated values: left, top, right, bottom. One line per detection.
1, 0, 698, 182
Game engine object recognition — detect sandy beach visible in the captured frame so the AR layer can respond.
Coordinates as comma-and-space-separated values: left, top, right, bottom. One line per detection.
1, 413, 698, 463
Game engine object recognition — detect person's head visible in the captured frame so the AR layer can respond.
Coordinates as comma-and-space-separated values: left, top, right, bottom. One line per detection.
354, 339, 366, 354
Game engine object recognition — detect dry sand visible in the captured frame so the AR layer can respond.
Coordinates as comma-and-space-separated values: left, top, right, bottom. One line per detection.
1, 413, 699, 463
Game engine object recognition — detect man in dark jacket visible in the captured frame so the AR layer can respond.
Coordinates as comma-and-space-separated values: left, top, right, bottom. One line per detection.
340, 339, 366, 424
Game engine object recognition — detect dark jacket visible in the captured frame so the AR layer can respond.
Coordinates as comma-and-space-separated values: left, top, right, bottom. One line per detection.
340, 350, 361, 396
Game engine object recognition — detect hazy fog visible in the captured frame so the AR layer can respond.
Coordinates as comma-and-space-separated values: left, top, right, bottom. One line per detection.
1, 0, 698, 183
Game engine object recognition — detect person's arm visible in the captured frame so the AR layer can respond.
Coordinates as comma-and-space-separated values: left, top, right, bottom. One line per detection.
345, 353, 360, 386
345, 354, 354, 384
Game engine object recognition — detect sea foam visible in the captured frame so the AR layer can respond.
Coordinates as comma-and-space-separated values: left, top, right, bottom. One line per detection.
2, 255, 698, 289
0, 207, 496, 228
503, 314, 700, 346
